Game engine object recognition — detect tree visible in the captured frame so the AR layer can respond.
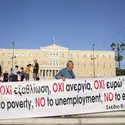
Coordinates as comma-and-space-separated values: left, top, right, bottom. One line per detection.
116, 67, 125, 76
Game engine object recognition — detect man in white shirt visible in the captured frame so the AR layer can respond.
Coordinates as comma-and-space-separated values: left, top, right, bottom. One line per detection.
12, 65, 18, 82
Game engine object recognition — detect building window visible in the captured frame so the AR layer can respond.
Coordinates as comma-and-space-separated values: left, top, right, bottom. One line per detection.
103, 55, 105, 58
22, 53, 24, 56
53, 61, 55, 66
1, 61, 4, 65
43, 70, 45, 77
109, 55, 111, 58
29, 53, 31, 56
103, 63, 106, 68
100, 63, 102, 67
15, 61, 17, 65
53, 70, 55, 77
9, 53, 12, 56
56, 60, 58, 66
56, 53, 58, 56
97, 63, 99, 67
42, 62, 45, 65
8, 61, 11, 64
96, 55, 99, 58
90, 62, 93, 67
53, 53, 55, 57
104, 72, 106, 76
77, 54, 79, 58
50, 53, 52, 57
84, 54, 86, 58
90, 55, 92, 58
84, 63, 86, 67
15, 53, 18, 56
50, 60, 52, 66
94, 63, 96, 67
110, 64, 112, 68
84, 73, 86, 76
77, 62, 79, 67
62, 53, 64, 57
2, 53, 4, 56
78, 72, 81, 76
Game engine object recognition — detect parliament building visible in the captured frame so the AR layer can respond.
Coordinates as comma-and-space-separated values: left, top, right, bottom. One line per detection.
0, 44, 116, 79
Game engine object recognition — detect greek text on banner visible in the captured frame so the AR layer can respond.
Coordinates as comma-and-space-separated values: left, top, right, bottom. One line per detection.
0, 76, 125, 119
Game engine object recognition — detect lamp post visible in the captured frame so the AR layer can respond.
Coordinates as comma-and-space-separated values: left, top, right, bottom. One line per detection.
91, 44, 96, 78
111, 43, 125, 76
11, 42, 16, 69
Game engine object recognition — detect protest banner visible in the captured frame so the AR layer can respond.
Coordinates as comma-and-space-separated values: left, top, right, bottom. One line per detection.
0, 76, 125, 119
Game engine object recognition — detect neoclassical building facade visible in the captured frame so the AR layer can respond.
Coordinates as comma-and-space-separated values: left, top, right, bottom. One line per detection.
0, 44, 116, 79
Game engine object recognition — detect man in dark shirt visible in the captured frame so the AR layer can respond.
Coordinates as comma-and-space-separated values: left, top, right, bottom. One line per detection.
3, 71, 9, 82
33, 59, 39, 80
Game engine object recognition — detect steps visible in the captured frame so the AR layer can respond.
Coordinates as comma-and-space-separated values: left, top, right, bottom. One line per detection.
0, 111, 125, 125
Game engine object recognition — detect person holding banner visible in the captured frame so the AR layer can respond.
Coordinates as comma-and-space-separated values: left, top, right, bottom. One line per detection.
55, 60, 75, 81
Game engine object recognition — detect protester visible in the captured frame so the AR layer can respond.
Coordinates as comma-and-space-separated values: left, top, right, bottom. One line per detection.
25, 64, 32, 81
9, 68, 13, 81
0, 64, 2, 80
3, 71, 9, 82
33, 59, 39, 80
55, 60, 75, 81
17, 71, 21, 81
35, 77, 39, 81
20, 67, 25, 81
12, 65, 18, 82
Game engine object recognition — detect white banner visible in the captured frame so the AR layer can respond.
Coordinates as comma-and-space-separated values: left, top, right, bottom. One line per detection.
0, 76, 125, 119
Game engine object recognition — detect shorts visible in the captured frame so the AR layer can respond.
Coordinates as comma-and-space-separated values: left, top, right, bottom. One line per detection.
25, 74, 29, 81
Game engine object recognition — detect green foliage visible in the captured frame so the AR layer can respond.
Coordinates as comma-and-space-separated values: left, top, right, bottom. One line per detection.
115, 56, 123, 61
116, 67, 125, 76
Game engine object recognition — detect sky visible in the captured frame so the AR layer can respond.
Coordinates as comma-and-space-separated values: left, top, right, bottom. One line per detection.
0, 0, 125, 67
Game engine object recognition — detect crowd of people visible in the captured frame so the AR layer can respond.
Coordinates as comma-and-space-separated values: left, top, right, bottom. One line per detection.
0, 60, 75, 82
0, 59, 39, 82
